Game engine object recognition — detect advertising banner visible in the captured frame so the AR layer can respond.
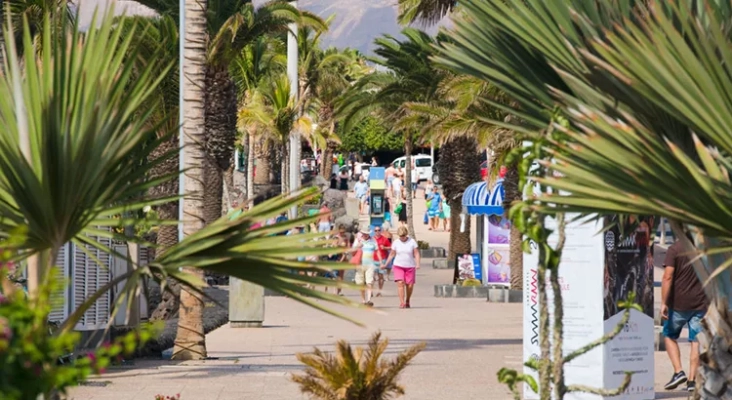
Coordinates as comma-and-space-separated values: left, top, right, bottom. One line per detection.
522, 215, 654, 400
486, 246, 510, 285
456, 253, 482, 281
487, 214, 511, 244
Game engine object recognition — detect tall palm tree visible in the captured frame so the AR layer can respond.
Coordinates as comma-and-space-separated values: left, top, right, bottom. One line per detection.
399, 75, 515, 283
238, 73, 312, 194
232, 36, 286, 200
134, 0, 324, 225
437, 0, 732, 392
117, 14, 184, 320
339, 28, 449, 239
172, 0, 210, 360
311, 47, 369, 179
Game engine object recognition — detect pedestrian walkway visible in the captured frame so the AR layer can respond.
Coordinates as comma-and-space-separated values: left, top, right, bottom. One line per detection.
69, 196, 689, 400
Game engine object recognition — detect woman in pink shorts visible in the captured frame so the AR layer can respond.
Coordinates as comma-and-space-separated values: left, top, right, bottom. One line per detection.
384, 226, 420, 308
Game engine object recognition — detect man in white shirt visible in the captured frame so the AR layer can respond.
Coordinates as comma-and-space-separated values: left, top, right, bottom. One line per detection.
354, 163, 362, 181
391, 176, 403, 200
410, 168, 419, 199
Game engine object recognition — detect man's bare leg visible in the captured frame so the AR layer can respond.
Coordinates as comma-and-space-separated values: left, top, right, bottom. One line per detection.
665, 337, 683, 373
690, 341, 700, 381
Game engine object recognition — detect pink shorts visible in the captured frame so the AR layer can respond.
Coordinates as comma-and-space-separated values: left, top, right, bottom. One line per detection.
393, 266, 416, 285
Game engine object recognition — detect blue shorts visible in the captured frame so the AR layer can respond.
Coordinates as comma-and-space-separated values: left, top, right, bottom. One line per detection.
663, 309, 705, 342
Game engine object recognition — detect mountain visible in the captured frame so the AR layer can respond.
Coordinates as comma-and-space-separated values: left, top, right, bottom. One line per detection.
78, 0, 444, 55
299, 0, 401, 55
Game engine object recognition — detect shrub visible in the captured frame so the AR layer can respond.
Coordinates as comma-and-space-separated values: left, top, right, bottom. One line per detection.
416, 240, 430, 250
461, 278, 482, 287
0, 271, 158, 400
291, 331, 425, 399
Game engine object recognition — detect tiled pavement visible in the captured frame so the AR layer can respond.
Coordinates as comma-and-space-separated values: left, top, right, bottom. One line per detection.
68, 191, 690, 400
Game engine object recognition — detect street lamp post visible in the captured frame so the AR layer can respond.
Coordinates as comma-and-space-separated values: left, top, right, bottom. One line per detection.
287, 1, 300, 219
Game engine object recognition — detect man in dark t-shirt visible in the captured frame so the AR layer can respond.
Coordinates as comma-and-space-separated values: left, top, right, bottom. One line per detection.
661, 238, 709, 392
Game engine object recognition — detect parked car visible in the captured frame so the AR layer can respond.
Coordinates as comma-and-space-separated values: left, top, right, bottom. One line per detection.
432, 162, 440, 185
391, 154, 433, 182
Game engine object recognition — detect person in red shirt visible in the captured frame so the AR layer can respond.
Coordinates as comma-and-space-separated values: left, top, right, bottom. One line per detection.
373, 226, 391, 297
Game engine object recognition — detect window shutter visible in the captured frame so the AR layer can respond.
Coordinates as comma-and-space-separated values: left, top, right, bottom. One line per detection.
72, 231, 112, 330
48, 243, 70, 323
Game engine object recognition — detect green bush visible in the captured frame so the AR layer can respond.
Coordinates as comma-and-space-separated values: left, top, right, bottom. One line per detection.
462, 278, 482, 287
417, 240, 430, 250
0, 270, 158, 400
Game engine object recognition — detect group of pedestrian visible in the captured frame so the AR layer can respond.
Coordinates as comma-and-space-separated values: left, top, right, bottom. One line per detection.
350, 225, 420, 308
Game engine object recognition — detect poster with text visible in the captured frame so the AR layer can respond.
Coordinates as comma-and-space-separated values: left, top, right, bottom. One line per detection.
486, 246, 510, 285
487, 214, 511, 244
456, 254, 482, 281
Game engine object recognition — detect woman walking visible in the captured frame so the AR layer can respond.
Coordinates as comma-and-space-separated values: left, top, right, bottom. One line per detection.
440, 197, 451, 232
384, 226, 420, 309
427, 187, 442, 231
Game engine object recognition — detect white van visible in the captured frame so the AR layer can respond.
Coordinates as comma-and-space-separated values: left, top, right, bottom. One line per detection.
391, 154, 433, 182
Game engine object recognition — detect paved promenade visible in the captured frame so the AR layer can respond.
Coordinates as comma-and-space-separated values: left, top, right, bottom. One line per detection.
69, 196, 690, 400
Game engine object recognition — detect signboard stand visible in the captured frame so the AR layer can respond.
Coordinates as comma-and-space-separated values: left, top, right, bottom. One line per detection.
523, 215, 654, 399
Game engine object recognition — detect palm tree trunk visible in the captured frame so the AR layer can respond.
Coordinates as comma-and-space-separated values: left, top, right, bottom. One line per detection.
322, 143, 335, 179
281, 143, 289, 194
504, 162, 523, 290
173, 0, 208, 360
437, 136, 482, 283
405, 132, 416, 239
202, 155, 223, 224
147, 131, 181, 321
254, 138, 270, 185
247, 132, 255, 208
202, 64, 237, 224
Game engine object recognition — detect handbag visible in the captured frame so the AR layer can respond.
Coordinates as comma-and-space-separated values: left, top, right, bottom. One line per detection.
394, 203, 403, 215
350, 249, 363, 265
423, 212, 429, 224
426, 200, 432, 209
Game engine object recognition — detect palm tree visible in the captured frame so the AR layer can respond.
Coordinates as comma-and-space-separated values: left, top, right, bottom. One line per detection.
437, 0, 732, 392
238, 73, 312, 194
232, 36, 286, 201
339, 29, 449, 239
311, 47, 369, 179
134, 0, 324, 225
171, 0, 210, 360
117, 14, 185, 320
291, 331, 425, 399
397, 0, 456, 26
399, 75, 511, 281
0, 0, 72, 53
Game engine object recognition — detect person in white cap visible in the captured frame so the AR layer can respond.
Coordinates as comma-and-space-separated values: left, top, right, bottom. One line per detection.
352, 227, 382, 306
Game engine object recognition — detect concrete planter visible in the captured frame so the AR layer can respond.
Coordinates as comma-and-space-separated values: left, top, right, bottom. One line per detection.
431, 258, 455, 269
434, 284, 489, 298
434, 284, 523, 302
420, 247, 446, 258
486, 287, 523, 303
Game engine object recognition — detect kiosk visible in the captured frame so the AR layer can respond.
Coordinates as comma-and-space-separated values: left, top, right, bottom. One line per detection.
460, 176, 510, 286
368, 167, 386, 231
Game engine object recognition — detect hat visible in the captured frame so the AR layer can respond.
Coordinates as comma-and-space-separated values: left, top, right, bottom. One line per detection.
360, 227, 371, 235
